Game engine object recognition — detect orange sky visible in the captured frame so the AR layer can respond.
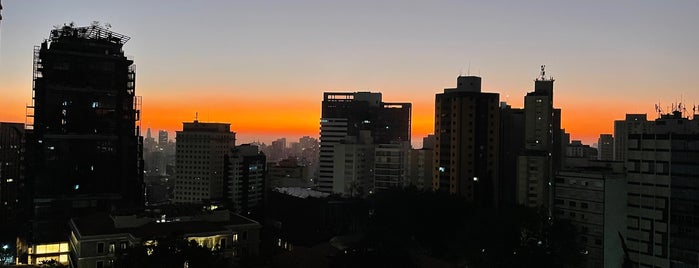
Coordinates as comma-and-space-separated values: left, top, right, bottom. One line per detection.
1, 81, 648, 148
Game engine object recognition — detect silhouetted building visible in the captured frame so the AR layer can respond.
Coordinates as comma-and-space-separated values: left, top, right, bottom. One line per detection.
24, 24, 143, 247
174, 121, 235, 203
554, 162, 627, 268
0, 122, 24, 242
409, 135, 435, 191
597, 134, 614, 161
331, 131, 375, 196
613, 114, 651, 162
499, 102, 525, 208
621, 111, 699, 268
228, 144, 266, 214
373, 141, 411, 191
268, 157, 310, 189
517, 66, 563, 214
433, 76, 500, 207
319, 92, 411, 194
158, 130, 168, 145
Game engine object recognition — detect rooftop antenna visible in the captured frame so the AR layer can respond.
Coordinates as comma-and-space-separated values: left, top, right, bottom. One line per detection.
539, 65, 546, 80
468, 61, 471, 76
194, 112, 199, 123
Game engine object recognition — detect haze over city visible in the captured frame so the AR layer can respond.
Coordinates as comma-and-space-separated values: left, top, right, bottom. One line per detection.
2, 1, 698, 146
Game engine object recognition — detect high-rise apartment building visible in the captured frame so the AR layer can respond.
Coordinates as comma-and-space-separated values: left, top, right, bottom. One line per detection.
613, 114, 652, 162
319, 92, 411, 194
409, 135, 435, 191
331, 131, 375, 196
499, 102, 525, 208
554, 163, 627, 268
373, 141, 411, 191
228, 144, 265, 214
24, 24, 143, 244
433, 76, 500, 206
0, 122, 24, 242
622, 111, 699, 268
597, 134, 614, 161
517, 67, 562, 213
174, 121, 235, 203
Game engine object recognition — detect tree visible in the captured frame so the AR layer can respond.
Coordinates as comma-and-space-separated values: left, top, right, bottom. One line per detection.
114, 236, 234, 268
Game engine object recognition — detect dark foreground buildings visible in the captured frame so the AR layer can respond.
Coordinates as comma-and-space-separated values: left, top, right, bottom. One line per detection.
21, 24, 143, 264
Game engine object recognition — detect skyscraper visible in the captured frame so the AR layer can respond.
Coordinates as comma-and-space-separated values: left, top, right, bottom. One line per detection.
318, 92, 411, 194
433, 76, 500, 206
24, 24, 143, 244
517, 66, 562, 213
174, 121, 235, 203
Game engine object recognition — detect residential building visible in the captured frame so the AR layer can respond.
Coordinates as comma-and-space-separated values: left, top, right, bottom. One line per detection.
433, 76, 500, 206
613, 114, 652, 162
23, 25, 143, 249
228, 144, 266, 215
409, 135, 435, 190
597, 134, 614, 161
554, 162, 627, 268
373, 141, 411, 191
174, 121, 235, 203
0, 122, 24, 243
68, 206, 261, 268
517, 66, 563, 214
623, 111, 699, 268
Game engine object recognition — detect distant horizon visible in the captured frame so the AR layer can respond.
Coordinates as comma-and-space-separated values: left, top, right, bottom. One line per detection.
2, 1, 698, 147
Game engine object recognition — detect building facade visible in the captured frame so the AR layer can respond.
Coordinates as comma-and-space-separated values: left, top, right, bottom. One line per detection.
623, 112, 699, 268
554, 164, 627, 268
433, 76, 500, 206
228, 144, 266, 215
319, 92, 411, 194
517, 67, 563, 214
24, 24, 143, 246
0, 122, 24, 243
174, 121, 235, 203
597, 134, 614, 161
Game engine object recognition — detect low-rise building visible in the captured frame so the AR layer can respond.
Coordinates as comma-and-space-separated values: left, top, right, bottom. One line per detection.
68, 207, 260, 268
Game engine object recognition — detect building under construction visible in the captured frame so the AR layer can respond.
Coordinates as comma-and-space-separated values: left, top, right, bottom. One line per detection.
22, 24, 143, 264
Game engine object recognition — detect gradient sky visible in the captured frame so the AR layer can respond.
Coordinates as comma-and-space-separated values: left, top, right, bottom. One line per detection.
1, 1, 698, 147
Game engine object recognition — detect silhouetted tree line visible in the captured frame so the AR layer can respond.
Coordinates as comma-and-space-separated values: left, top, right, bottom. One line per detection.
342, 187, 583, 268
114, 235, 235, 268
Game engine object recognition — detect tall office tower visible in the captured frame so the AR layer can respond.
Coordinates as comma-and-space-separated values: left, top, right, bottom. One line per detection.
319, 92, 411, 194
143, 127, 156, 153
517, 66, 562, 213
158, 130, 168, 145
553, 162, 627, 268
499, 102, 525, 208
613, 114, 652, 162
174, 121, 235, 203
433, 76, 500, 206
24, 24, 143, 245
409, 135, 435, 190
373, 141, 411, 191
623, 111, 699, 268
0, 122, 24, 242
228, 144, 266, 214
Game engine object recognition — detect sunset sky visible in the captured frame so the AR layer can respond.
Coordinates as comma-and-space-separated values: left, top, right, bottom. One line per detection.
1, 1, 698, 147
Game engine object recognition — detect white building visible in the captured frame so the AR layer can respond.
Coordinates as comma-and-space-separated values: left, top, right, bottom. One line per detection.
174, 121, 235, 203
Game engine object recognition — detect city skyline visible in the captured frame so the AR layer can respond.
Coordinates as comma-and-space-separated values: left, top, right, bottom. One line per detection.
2, 1, 699, 146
